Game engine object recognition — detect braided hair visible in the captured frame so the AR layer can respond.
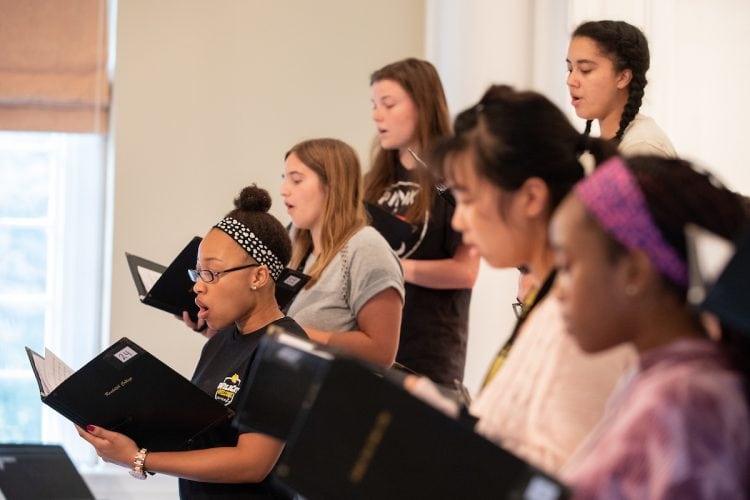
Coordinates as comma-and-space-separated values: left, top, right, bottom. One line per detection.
573, 20, 650, 143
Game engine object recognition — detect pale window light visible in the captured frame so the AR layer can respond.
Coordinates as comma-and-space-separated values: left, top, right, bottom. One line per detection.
0, 131, 107, 466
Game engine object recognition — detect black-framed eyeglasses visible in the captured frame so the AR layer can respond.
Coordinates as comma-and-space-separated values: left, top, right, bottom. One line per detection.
512, 299, 524, 319
188, 263, 260, 284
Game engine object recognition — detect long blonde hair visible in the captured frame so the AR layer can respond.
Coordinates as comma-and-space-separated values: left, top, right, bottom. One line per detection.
286, 138, 367, 287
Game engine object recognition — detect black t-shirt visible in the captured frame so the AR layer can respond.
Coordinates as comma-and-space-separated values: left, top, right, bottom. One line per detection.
374, 164, 472, 385
178, 316, 306, 500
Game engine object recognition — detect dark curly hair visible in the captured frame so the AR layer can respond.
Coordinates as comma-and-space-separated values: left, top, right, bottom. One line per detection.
590, 156, 749, 396
595, 156, 746, 296
224, 184, 292, 270
573, 20, 650, 143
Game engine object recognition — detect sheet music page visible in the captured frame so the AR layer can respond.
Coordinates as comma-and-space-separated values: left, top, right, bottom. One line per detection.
138, 266, 163, 293
693, 226, 735, 283
41, 348, 75, 394
28, 349, 52, 395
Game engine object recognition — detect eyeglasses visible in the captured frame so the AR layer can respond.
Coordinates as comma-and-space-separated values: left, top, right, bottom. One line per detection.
512, 299, 524, 319
188, 263, 260, 284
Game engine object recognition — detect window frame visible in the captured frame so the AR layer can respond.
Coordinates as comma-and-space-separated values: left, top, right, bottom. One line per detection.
0, 131, 108, 466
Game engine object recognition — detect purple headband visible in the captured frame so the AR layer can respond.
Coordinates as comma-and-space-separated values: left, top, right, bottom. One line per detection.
574, 157, 689, 287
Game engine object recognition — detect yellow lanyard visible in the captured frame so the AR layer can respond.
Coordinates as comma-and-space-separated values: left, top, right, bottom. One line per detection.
479, 271, 556, 389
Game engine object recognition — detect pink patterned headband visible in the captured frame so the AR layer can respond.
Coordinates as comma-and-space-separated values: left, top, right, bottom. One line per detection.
574, 157, 689, 287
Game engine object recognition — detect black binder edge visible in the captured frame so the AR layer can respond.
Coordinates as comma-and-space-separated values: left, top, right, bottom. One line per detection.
125, 237, 201, 321
25, 346, 47, 397
275, 268, 311, 313
364, 201, 418, 251
125, 253, 168, 299
26, 337, 234, 451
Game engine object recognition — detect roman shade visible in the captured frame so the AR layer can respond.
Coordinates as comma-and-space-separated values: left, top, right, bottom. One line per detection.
0, 0, 109, 133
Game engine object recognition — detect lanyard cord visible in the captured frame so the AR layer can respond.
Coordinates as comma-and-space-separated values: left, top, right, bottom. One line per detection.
480, 269, 558, 389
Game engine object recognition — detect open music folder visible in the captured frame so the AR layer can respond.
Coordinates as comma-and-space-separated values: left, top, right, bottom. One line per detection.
26, 337, 233, 451
233, 327, 332, 439
127, 236, 309, 318
693, 223, 750, 332
684, 223, 736, 306
237, 331, 570, 499
126, 237, 202, 321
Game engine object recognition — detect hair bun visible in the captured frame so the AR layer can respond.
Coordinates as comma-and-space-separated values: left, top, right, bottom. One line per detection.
234, 184, 272, 213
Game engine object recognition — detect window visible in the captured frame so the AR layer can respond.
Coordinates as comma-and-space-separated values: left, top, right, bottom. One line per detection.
0, 131, 107, 465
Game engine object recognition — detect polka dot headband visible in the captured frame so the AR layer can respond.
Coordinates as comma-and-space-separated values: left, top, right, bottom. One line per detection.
214, 217, 284, 281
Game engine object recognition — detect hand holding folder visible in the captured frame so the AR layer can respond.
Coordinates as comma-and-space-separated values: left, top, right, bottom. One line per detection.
26, 337, 233, 451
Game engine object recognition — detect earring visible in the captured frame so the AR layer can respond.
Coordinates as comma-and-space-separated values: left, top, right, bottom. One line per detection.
251, 285, 257, 291
625, 284, 638, 297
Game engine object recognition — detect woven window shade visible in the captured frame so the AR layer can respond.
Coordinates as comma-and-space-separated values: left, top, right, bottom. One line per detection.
0, 0, 109, 133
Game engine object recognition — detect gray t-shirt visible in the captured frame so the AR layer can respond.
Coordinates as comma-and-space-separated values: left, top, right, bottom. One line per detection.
287, 226, 405, 333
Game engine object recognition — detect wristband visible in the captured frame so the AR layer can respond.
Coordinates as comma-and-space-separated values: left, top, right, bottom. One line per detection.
129, 447, 148, 480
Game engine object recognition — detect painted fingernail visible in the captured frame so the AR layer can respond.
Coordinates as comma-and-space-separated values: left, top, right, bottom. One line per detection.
86, 424, 95, 432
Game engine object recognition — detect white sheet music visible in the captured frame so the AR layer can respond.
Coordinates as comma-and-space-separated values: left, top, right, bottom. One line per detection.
685, 223, 736, 305
28, 350, 51, 395
693, 229, 734, 283
28, 348, 75, 396
138, 266, 163, 293
42, 348, 74, 393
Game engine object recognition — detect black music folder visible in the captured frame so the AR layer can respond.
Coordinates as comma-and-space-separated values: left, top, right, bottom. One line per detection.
700, 224, 750, 332
26, 337, 233, 452
684, 223, 736, 307
126, 237, 201, 321
238, 333, 570, 499
275, 268, 311, 313
233, 328, 332, 439
127, 237, 308, 317
0, 444, 95, 500
365, 201, 418, 253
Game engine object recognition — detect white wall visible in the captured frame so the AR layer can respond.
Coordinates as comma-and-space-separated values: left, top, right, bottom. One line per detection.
109, 0, 750, 420
88, 0, 750, 495
102, 3, 424, 496
427, 0, 750, 394
426, 0, 545, 394
565, 0, 750, 193
109, 1, 425, 377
